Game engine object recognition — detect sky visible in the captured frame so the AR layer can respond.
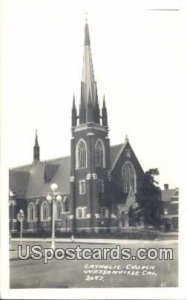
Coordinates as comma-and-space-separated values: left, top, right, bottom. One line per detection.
2, 0, 186, 189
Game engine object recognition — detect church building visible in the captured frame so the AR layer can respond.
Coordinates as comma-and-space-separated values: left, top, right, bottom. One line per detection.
9, 21, 145, 235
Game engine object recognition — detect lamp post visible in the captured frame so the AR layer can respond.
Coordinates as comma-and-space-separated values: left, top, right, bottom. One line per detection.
61, 196, 68, 233
17, 209, 25, 245
9, 191, 17, 227
9, 190, 16, 249
46, 183, 62, 249
62, 212, 68, 233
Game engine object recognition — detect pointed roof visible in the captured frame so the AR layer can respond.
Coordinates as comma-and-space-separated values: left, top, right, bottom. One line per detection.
110, 138, 144, 174
110, 144, 124, 168
81, 20, 97, 105
9, 156, 71, 198
9, 142, 144, 199
84, 22, 90, 45
102, 95, 106, 108
9, 170, 30, 198
34, 130, 39, 147
72, 94, 76, 110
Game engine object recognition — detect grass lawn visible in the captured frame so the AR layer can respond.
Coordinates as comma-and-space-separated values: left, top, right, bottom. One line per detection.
10, 240, 178, 288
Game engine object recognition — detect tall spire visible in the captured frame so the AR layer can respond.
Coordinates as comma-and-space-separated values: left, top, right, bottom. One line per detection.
102, 96, 108, 127
94, 89, 100, 124
81, 20, 97, 106
84, 21, 90, 46
33, 130, 40, 162
35, 129, 39, 146
72, 94, 77, 127
87, 90, 94, 123
79, 82, 86, 124
76, 20, 108, 128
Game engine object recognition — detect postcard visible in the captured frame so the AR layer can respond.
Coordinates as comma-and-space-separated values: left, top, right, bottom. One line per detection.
1, 0, 187, 299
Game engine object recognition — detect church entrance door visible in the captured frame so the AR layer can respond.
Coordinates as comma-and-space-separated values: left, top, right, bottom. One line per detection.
117, 204, 129, 229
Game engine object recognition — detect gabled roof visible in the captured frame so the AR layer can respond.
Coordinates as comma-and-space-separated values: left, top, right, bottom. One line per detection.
9, 170, 30, 198
10, 156, 70, 199
26, 157, 70, 198
110, 140, 144, 174
110, 144, 124, 168
9, 142, 143, 199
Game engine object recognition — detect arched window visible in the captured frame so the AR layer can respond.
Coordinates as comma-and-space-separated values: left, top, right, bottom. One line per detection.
95, 139, 105, 168
63, 196, 69, 212
27, 202, 36, 222
122, 161, 136, 193
76, 139, 87, 169
41, 201, 49, 221
56, 201, 62, 220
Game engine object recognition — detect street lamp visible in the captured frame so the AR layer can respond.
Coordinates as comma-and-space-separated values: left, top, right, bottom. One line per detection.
9, 190, 16, 249
17, 209, 25, 245
46, 183, 62, 249
9, 191, 16, 226
60, 196, 69, 233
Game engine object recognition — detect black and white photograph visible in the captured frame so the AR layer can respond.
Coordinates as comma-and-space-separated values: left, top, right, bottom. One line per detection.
1, 0, 187, 299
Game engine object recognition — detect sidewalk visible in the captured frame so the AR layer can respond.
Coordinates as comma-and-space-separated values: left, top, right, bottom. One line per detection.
9, 236, 178, 261
11, 232, 178, 245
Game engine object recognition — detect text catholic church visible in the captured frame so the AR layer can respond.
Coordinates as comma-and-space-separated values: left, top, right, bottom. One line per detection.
9, 22, 145, 235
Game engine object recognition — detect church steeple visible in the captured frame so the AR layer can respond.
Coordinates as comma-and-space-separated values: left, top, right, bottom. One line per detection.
87, 90, 94, 123
72, 94, 77, 127
84, 21, 90, 46
76, 20, 108, 128
70, 20, 111, 235
79, 82, 86, 124
80, 20, 98, 119
33, 130, 40, 162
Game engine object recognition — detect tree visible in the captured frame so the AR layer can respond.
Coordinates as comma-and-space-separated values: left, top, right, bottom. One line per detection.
140, 168, 162, 227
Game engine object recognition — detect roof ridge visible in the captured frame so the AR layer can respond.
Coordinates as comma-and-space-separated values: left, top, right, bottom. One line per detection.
45, 155, 70, 163
110, 143, 124, 148
10, 145, 125, 170
111, 142, 128, 171
10, 155, 71, 170
10, 169, 30, 173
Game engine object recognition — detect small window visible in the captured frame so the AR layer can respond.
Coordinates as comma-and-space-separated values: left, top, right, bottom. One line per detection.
76, 207, 87, 219
79, 180, 86, 194
56, 201, 62, 220
41, 201, 49, 221
122, 161, 136, 193
95, 139, 105, 168
98, 180, 104, 193
63, 196, 69, 212
100, 207, 109, 218
27, 202, 36, 222
76, 139, 87, 169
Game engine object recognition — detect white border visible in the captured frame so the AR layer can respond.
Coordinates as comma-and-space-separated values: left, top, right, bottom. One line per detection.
1, 0, 187, 299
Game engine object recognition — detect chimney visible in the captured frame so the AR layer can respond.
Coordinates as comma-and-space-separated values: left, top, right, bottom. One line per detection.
164, 184, 169, 190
